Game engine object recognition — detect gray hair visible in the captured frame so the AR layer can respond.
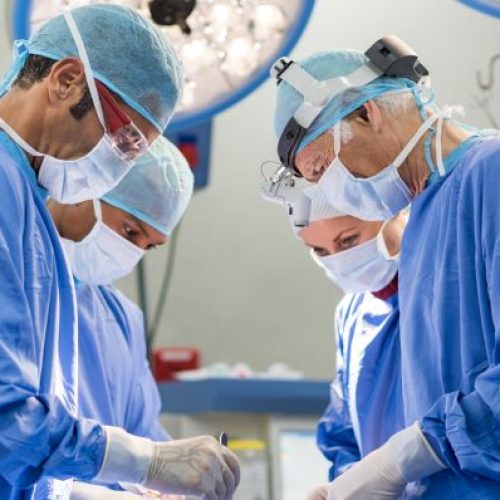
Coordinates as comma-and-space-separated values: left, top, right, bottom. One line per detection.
335, 91, 416, 144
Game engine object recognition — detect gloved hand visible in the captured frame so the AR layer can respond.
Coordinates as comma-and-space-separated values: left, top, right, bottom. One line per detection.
145, 436, 240, 499
71, 481, 185, 499
307, 423, 446, 500
305, 484, 330, 500
96, 427, 240, 500
71, 481, 141, 499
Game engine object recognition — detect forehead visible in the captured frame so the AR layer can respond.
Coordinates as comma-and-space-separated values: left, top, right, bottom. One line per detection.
299, 215, 366, 246
103, 203, 168, 244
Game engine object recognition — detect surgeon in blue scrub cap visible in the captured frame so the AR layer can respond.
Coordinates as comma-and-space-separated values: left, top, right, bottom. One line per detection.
273, 46, 500, 499
0, 4, 239, 499
43, 136, 239, 499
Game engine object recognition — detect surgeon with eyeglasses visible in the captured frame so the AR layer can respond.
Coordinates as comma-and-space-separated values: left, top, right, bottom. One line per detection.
0, 5, 238, 499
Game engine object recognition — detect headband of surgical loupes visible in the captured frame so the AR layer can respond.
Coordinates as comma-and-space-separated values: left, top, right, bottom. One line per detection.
271, 35, 429, 175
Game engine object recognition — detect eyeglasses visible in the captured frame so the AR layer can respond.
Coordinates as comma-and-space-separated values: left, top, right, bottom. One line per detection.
95, 80, 149, 162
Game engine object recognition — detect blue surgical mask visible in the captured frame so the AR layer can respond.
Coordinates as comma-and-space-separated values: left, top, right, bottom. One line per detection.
317, 112, 443, 221
310, 221, 399, 293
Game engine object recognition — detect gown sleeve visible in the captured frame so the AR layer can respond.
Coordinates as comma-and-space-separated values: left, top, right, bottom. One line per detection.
122, 296, 170, 442
317, 298, 361, 481
420, 145, 500, 480
0, 151, 106, 488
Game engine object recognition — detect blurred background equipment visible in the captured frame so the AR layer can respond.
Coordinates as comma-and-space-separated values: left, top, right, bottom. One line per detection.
159, 378, 331, 500
473, 53, 500, 128
458, 1, 500, 128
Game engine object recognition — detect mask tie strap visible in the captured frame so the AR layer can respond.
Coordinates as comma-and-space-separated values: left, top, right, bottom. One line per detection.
92, 199, 103, 222
377, 220, 400, 261
393, 113, 440, 169
424, 128, 438, 173
435, 106, 455, 177
435, 116, 445, 176
63, 10, 106, 129
0, 117, 43, 157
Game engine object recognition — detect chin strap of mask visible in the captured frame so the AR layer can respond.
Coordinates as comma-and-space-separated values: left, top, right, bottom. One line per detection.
271, 35, 430, 176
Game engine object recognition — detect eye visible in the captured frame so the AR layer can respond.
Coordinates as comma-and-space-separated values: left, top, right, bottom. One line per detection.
338, 234, 359, 251
123, 223, 139, 240
313, 247, 329, 257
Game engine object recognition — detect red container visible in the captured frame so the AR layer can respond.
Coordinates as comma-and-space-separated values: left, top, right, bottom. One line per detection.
152, 347, 201, 382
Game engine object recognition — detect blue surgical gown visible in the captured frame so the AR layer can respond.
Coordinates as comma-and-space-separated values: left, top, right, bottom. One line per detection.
0, 132, 105, 499
317, 291, 404, 481
35, 283, 169, 498
76, 281, 169, 441
400, 136, 500, 498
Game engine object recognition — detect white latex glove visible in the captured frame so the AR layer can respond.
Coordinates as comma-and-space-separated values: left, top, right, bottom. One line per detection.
70, 482, 184, 499
305, 484, 329, 500
145, 436, 240, 499
96, 427, 240, 500
318, 423, 446, 500
71, 481, 141, 499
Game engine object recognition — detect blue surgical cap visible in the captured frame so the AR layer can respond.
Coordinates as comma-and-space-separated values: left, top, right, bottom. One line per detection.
2, 5, 183, 131
274, 50, 419, 152
102, 136, 194, 236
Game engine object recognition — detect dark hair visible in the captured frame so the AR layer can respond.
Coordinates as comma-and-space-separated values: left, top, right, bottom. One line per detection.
13, 54, 93, 120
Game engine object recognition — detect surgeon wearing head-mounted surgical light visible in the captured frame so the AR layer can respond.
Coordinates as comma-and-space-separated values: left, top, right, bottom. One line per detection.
275, 38, 500, 500
272, 40, 471, 221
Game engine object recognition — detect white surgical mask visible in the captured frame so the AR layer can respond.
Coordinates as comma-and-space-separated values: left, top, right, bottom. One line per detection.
311, 222, 399, 293
318, 112, 444, 221
0, 10, 136, 203
62, 199, 144, 285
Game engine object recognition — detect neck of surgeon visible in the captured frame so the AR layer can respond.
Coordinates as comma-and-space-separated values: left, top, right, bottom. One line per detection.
0, 91, 98, 171
395, 109, 470, 197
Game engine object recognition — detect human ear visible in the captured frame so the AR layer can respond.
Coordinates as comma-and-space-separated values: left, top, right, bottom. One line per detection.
46, 57, 87, 106
352, 100, 383, 133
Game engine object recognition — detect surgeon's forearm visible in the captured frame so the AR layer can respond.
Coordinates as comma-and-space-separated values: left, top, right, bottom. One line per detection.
317, 393, 361, 480
0, 390, 106, 487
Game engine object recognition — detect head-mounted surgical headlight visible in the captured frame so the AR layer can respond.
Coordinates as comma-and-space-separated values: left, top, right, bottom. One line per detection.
272, 35, 430, 175
260, 162, 311, 229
